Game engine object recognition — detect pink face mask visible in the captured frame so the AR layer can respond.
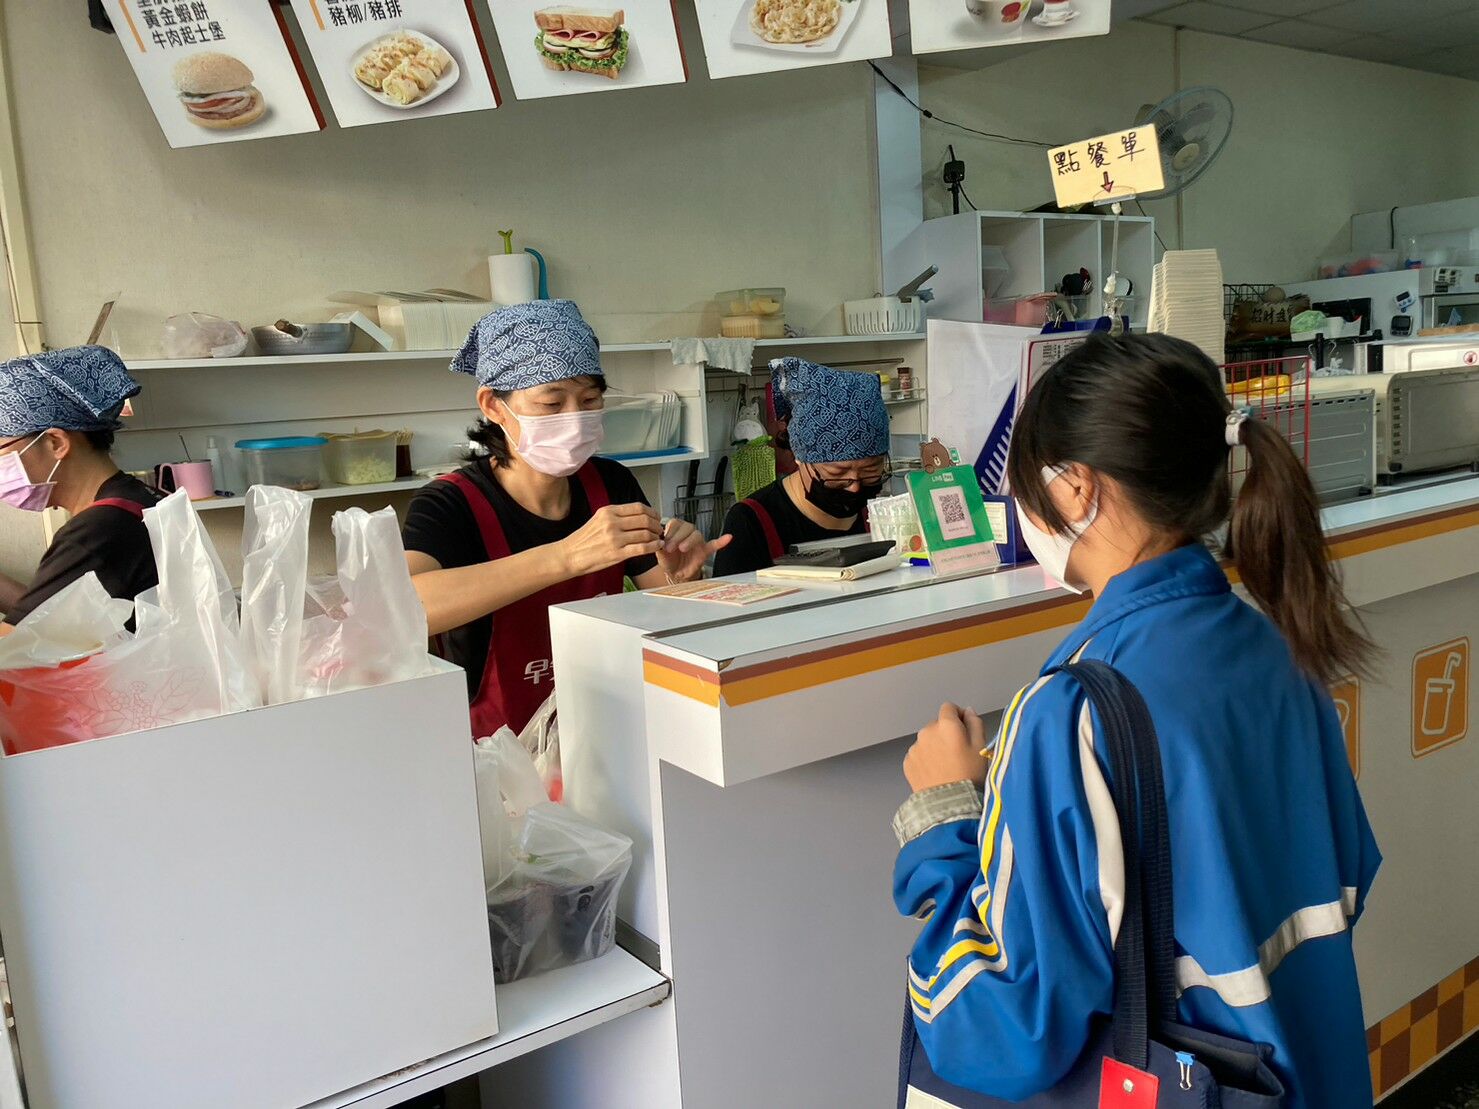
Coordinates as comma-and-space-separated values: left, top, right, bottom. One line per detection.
0, 435, 58, 511
508, 409, 605, 478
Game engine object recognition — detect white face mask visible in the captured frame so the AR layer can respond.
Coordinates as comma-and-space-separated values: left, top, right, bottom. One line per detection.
506, 407, 605, 478
1016, 465, 1098, 594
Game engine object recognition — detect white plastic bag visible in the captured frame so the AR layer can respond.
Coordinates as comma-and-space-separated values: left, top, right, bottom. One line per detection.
519, 692, 562, 802
0, 573, 131, 669
239, 486, 311, 705
298, 507, 431, 697
161, 312, 247, 359
0, 491, 258, 753
473, 731, 632, 983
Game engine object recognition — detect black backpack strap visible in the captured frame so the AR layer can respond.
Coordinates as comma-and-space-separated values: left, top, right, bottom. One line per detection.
1058, 660, 1177, 1068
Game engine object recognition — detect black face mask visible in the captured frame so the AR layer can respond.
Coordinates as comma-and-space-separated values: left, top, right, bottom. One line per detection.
803, 473, 884, 519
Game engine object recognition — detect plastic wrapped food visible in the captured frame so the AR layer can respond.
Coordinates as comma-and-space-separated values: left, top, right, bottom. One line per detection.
162, 312, 248, 359
473, 730, 631, 983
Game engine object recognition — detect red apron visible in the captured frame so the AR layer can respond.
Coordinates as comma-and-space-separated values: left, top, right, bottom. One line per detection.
440, 464, 626, 738
89, 497, 145, 519
740, 498, 785, 564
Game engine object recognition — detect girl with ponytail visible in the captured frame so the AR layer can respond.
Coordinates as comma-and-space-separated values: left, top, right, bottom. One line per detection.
893, 334, 1380, 1109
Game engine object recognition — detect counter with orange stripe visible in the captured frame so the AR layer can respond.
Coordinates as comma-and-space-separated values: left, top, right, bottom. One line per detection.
640, 477, 1479, 788
546, 475, 1479, 1106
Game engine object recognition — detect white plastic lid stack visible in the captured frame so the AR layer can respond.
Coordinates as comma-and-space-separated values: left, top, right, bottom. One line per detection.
1147, 249, 1225, 365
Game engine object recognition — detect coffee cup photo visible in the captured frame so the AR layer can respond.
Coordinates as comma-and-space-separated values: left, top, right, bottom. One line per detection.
911, 0, 1107, 54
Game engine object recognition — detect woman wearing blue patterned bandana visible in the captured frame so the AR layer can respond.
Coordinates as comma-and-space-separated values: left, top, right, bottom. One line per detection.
0, 346, 160, 632
714, 357, 890, 576
403, 301, 729, 737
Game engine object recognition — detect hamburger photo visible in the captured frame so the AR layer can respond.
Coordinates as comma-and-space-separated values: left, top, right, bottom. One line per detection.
171, 52, 267, 130
534, 8, 629, 81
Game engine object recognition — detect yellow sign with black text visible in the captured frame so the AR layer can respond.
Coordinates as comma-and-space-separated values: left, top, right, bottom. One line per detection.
1047, 126, 1164, 208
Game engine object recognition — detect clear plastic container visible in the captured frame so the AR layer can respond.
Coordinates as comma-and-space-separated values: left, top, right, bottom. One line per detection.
720, 315, 786, 339
603, 395, 658, 454
235, 436, 326, 491
717, 287, 785, 339
322, 430, 398, 485
984, 294, 1054, 327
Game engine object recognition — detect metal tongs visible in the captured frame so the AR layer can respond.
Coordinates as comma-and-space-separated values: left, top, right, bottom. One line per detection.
893, 266, 939, 304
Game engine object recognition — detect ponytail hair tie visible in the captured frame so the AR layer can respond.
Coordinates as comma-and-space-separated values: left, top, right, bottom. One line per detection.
1225, 409, 1250, 447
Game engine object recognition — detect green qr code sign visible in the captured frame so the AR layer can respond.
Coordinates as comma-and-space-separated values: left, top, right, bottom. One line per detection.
908, 466, 1001, 577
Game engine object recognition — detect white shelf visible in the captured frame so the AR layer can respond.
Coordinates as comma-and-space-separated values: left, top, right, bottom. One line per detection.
124, 335, 926, 373
195, 452, 701, 510
304, 948, 669, 1109
192, 478, 425, 511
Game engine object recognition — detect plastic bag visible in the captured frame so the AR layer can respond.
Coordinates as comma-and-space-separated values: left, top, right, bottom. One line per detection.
239, 486, 311, 705
298, 507, 431, 697
519, 691, 562, 802
0, 491, 258, 753
0, 573, 131, 669
161, 312, 247, 359
473, 731, 631, 983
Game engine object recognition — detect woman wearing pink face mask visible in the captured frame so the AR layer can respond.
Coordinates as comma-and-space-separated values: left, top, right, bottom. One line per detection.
403, 301, 729, 738
0, 346, 159, 633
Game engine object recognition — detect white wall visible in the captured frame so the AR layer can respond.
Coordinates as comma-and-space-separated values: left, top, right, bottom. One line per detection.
919, 23, 1479, 283
1, 2, 882, 355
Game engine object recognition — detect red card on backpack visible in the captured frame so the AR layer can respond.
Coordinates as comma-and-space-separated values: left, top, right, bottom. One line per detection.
1099, 1058, 1159, 1108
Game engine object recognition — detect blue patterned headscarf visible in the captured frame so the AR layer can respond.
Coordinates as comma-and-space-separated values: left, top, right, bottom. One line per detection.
0, 346, 140, 437
451, 300, 603, 391
773, 357, 890, 463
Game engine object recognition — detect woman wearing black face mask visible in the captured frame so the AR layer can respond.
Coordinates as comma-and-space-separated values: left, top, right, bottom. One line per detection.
714, 357, 890, 576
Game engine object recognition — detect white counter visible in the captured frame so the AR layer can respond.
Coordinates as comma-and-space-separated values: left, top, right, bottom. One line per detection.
536, 474, 1479, 1107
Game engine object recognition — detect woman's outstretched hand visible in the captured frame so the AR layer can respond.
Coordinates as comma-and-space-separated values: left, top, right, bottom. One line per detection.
904, 703, 989, 793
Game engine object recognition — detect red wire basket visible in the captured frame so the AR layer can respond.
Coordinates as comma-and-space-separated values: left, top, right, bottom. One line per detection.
1222, 355, 1311, 488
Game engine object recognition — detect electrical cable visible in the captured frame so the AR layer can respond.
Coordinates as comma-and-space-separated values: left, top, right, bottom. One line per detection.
1134, 200, 1170, 253
959, 186, 979, 212
868, 62, 1056, 149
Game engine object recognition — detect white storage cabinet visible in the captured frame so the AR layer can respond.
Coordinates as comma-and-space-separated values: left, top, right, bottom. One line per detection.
0, 661, 497, 1109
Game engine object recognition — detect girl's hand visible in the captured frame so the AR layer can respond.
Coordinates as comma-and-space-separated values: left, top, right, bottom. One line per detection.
904, 703, 989, 793
655, 517, 731, 583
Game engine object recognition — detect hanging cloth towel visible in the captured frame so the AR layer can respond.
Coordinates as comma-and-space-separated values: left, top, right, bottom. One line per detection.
670, 337, 757, 374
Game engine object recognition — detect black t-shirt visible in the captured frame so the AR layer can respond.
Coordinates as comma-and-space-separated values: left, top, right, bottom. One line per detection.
712, 476, 866, 577
7, 472, 161, 625
402, 455, 656, 700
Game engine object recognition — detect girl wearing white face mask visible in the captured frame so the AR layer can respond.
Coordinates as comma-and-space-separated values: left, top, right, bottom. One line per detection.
892, 334, 1379, 1109
403, 300, 729, 739
0, 347, 159, 633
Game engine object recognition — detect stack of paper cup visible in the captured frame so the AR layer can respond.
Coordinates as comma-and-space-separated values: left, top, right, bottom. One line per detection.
489, 253, 538, 306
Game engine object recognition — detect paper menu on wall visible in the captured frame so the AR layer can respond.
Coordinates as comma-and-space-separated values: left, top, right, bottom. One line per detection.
484, 0, 688, 100
100, 0, 324, 148
287, 0, 499, 127
690, 0, 893, 81
648, 581, 798, 605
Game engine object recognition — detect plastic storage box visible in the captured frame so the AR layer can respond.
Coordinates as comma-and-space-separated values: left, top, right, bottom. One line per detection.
322, 429, 398, 485
718, 287, 785, 339
236, 436, 326, 491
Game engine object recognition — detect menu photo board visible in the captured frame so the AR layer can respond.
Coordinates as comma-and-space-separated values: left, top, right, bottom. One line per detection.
101, 0, 324, 148
485, 0, 688, 100
910, 0, 1111, 57
692, 0, 893, 80
287, 0, 500, 126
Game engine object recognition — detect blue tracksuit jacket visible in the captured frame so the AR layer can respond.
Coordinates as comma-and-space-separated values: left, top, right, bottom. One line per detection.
894, 544, 1381, 1108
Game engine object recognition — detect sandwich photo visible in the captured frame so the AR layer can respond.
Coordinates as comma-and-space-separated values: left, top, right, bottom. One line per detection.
534, 8, 630, 81
171, 52, 267, 130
